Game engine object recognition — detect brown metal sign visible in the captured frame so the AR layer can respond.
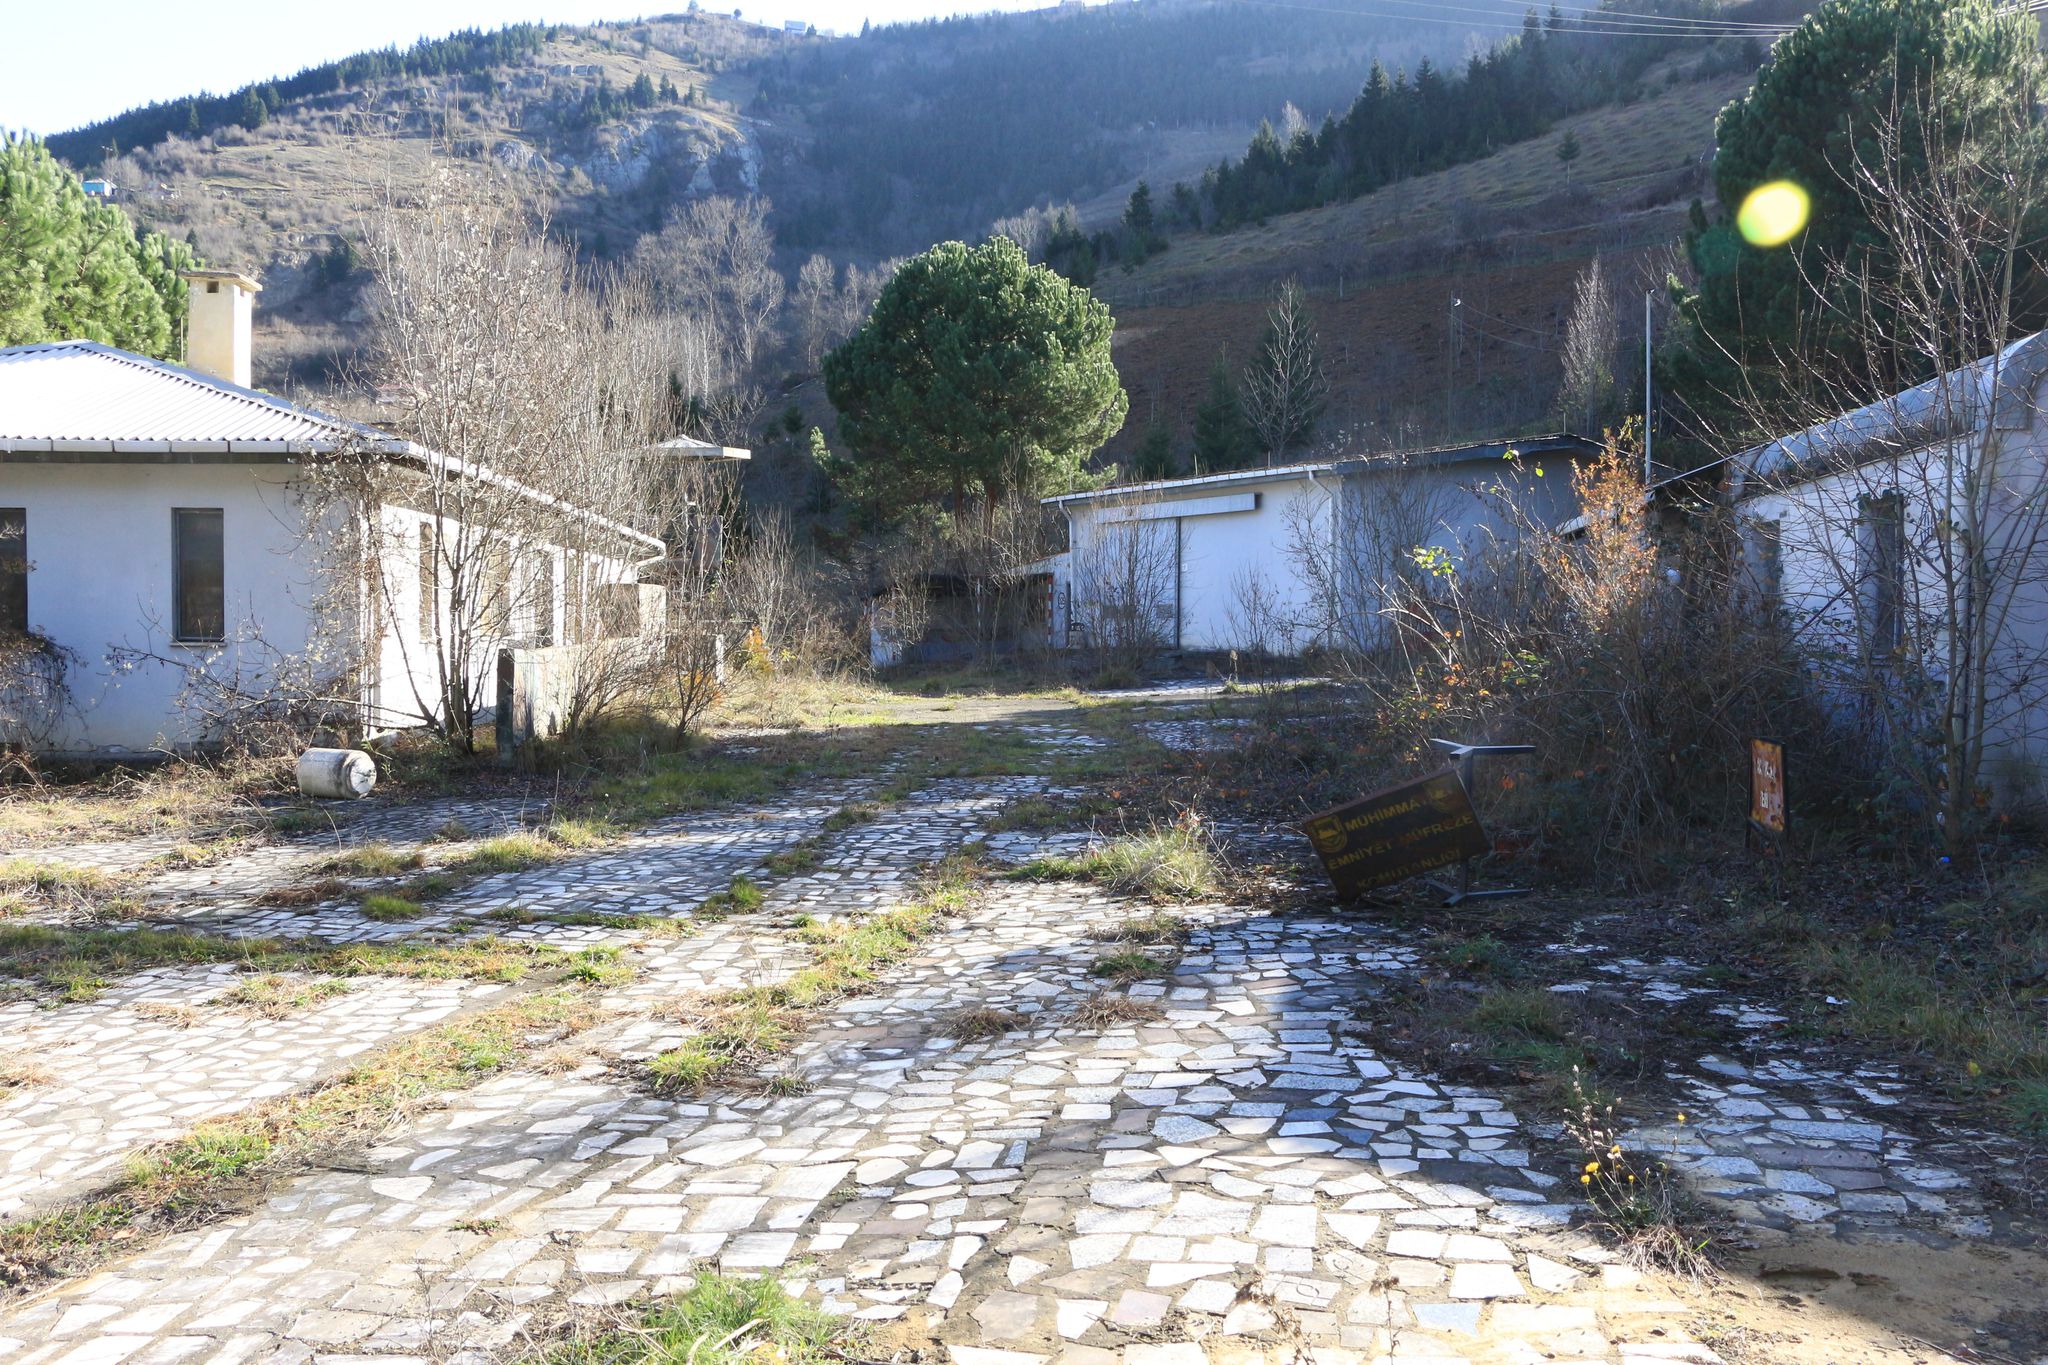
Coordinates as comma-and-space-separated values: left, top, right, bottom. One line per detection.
1749, 738, 1787, 839
1302, 768, 1491, 899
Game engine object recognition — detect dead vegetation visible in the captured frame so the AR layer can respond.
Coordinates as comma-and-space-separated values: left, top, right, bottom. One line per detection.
935, 1005, 1029, 1041
1068, 991, 1165, 1030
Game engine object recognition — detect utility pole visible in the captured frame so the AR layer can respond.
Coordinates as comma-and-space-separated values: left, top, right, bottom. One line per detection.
1643, 289, 1655, 485
1445, 296, 1461, 438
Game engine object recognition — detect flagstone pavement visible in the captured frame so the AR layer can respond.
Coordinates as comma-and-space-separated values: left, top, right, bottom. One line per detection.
0, 763, 2017, 1365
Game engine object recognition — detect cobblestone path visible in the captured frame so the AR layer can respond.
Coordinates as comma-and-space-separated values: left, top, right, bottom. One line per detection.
0, 746, 2026, 1365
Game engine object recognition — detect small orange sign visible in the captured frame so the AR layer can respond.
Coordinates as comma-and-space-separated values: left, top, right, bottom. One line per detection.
1749, 739, 1786, 838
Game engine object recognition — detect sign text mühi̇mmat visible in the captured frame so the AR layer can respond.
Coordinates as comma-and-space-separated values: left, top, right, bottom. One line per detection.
1302, 768, 1491, 899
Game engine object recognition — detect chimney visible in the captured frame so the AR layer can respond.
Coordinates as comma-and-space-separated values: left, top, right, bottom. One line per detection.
179, 269, 262, 388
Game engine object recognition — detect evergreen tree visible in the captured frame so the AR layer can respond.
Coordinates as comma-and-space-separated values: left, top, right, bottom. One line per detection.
1554, 128, 1581, 181
0, 134, 195, 358
1190, 358, 1258, 472
1669, 0, 2048, 426
1131, 418, 1177, 481
238, 89, 267, 130
630, 72, 657, 108
823, 237, 1128, 518
1122, 180, 1159, 259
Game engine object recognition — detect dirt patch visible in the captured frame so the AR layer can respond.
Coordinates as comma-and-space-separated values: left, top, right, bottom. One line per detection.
1690, 1236, 2048, 1364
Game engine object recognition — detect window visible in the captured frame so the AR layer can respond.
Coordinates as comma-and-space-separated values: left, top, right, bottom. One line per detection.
172, 508, 224, 643
1856, 491, 1906, 660
0, 509, 24, 633
529, 552, 555, 647
1741, 516, 1782, 608
418, 522, 438, 646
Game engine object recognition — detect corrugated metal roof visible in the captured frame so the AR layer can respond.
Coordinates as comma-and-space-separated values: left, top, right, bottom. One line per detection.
0, 340, 369, 451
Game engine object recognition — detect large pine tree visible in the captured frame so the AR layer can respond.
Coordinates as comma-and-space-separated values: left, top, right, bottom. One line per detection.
0, 134, 196, 359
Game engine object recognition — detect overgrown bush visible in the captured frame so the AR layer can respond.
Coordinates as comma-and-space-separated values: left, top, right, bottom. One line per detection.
1305, 434, 1840, 876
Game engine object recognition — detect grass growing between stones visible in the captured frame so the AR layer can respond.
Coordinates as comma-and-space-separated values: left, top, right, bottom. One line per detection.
0, 923, 559, 1003
1089, 910, 1192, 944
0, 988, 599, 1289
646, 853, 984, 1094
316, 843, 425, 877
1012, 821, 1222, 901
547, 1270, 854, 1365
0, 858, 126, 901
209, 975, 354, 1018
1089, 950, 1173, 982
698, 874, 765, 919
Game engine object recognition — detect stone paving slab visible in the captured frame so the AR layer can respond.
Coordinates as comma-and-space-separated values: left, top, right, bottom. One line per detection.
0, 971, 505, 1218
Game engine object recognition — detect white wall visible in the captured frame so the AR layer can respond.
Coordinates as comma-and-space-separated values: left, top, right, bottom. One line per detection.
1738, 415, 2048, 799
1335, 459, 1585, 647
1, 462, 658, 755
1056, 472, 1331, 654
0, 461, 324, 755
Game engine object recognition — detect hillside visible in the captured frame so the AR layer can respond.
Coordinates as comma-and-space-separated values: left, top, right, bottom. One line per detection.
1094, 65, 1752, 466
56, 0, 1557, 391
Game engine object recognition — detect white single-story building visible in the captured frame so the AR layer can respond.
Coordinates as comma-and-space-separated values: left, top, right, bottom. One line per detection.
1729, 331, 2048, 801
0, 270, 745, 758
1043, 435, 1598, 657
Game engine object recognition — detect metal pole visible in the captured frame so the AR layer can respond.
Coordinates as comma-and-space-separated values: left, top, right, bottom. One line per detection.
1643, 289, 1655, 485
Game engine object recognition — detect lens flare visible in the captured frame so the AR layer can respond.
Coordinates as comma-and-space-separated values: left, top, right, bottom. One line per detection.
1737, 181, 1809, 248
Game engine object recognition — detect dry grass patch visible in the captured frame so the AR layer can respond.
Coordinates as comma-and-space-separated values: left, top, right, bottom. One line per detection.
936, 1005, 1029, 1040
131, 1002, 201, 1028
0, 1056, 53, 1092
209, 975, 353, 1018
253, 878, 351, 908
1069, 992, 1165, 1030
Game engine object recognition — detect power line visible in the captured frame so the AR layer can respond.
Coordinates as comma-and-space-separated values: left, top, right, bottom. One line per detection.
1217, 0, 1800, 39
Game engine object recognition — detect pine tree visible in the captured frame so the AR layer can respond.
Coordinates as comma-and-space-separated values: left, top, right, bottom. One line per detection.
1555, 129, 1581, 183
0, 134, 193, 358
1131, 418, 1177, 480
1191, 358, 1258, 473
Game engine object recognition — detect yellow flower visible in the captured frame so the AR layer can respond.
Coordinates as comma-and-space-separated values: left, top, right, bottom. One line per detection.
1676, 1112, 1687, 1124
1580, 1174, 1592, 1185
1583, 1161, 1600, 1173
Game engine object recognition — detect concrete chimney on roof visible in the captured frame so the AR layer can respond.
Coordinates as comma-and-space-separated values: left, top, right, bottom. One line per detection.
179, 269, 262, 389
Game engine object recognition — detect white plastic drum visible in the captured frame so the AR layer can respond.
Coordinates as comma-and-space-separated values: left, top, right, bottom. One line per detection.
295, 747, 378, 800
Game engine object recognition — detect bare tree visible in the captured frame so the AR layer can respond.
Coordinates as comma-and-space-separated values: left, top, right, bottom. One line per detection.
1067, 494, 1177, 679
638, 195, 785, 379
1242, 280, 1330, 463
794, 253, 837, 371
1558, 255, 1619, 433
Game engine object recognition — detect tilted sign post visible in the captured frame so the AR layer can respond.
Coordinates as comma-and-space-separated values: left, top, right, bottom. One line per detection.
1301, 740, 1533, 906
1302, 768, 1491, 902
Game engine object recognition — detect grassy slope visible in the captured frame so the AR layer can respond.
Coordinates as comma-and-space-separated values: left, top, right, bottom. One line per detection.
1097, 72, 1749, 456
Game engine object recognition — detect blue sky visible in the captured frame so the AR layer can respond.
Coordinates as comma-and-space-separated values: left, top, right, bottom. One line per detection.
1, 0, 1053, 135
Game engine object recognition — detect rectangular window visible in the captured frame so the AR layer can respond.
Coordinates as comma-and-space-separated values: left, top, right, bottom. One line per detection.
0, 509, 24, 633
1742, 516, 1783, 608
418, 522, 438, 646
530, 552, 555, 647
172, 508, 224, 643
1857, 491, 1906, 659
